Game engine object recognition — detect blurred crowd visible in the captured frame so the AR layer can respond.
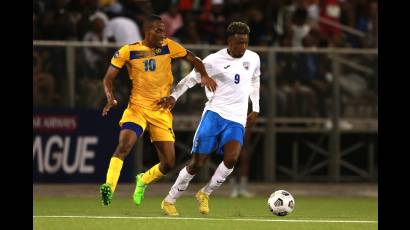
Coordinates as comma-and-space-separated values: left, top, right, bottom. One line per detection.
33, 0, 378, 119
34, 0, 378, 48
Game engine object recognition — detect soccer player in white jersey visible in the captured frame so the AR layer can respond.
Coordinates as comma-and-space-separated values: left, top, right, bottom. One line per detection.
157, 22, 260, 216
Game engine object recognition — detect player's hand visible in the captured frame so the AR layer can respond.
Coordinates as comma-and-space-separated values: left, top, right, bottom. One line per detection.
246, 112, 259, 127
102, 97, 118, 116
200, 75, 217, 92
157, 96, 176, 110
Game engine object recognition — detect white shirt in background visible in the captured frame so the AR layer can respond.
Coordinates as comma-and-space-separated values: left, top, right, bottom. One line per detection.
104, 17, 142, 46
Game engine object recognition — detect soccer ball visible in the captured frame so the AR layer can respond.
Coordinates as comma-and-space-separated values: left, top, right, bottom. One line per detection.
267, 190, 295, 216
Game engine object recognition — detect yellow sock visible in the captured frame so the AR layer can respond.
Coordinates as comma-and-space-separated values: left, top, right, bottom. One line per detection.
141, 163, 164, 185
105, 157, 123, 192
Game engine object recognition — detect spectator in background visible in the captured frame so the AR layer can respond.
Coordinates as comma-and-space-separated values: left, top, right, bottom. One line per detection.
99, 0, 117, 8
177, 0, 204, 12
276, 34, 298, 116
353, 0, 376, 48
200, 0, 226, 44
298, 29, 331, 117
33, 0, 377, 49
257, 20, 277, 46
213, 24, 227, 45
33, 50, 56, 107
77, 11, 110, 108
66, 0, 101, 41
275, 0, 295, 38
224, 0, 248, 25
83, 11, 109, 76
160, 3, 184, 38
291, 7, 310, 47
246, 7, 265, 46
104, 6, 142, 45
339, 0, 354, 29
175, 12, 201, 44
40, 0, 77, 40
319, 0, 343, 47
65, 0, 87, 40
178, 0, 194, 12
122, 0, 154, 30
306, 0, 320, 29
276, 31, 317, 117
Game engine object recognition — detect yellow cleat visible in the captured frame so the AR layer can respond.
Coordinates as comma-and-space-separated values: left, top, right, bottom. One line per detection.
161, 200, 179, 216
195, 191, 209, 214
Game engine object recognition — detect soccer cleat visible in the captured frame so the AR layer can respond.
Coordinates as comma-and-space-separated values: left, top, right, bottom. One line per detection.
161, 200, 179, 216
100, 183, 113, 206
133, 173, 147, 206
230, 188, 239, 198
195, 191, 210, 214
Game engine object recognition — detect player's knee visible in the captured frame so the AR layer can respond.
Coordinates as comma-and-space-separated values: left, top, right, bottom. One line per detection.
114, 142, 133, 159
194, 159, 207, 169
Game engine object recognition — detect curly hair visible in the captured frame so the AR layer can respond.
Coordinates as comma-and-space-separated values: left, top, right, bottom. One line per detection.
226, 22, 250, 37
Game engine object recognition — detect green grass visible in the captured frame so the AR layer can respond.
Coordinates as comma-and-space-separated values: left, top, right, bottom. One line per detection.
33, 196, 378, 230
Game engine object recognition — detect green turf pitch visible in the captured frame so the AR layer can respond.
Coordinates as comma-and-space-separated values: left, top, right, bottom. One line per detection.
33, 196, 377, 230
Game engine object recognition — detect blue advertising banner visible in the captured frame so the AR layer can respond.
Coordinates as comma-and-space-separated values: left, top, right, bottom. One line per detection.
33, 108, 135, 183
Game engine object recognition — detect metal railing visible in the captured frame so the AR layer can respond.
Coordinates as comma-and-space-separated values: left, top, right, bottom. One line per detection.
318, 17, 366, 38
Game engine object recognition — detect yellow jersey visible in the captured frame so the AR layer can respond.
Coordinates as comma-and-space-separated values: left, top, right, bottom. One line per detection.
111, 38, 187, 109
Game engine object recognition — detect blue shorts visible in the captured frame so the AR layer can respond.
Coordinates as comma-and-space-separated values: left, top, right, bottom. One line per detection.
192, 110, 244, 155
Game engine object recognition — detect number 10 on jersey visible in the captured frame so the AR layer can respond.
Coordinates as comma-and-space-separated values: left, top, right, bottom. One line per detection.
143, 59, 156, 71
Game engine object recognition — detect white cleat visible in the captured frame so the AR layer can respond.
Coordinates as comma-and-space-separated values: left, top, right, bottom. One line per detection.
230, 188, 239, 198
238, 189, 254, 198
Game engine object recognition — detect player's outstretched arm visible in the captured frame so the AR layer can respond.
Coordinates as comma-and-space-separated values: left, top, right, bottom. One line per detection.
183, 50, 217, 92
102, 65, 120, 116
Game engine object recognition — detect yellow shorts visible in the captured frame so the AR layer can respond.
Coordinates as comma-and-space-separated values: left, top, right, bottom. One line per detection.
119, 105, 175, 142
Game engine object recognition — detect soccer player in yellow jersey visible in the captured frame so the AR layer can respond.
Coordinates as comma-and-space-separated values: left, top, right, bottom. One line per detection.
99, 14, 217, 206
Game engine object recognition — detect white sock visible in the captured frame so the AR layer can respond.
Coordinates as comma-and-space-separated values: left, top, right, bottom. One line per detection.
229, 177, 238, 190
164, 167, 195, 203
239, 176, 248, 191
201, 162, 234, 196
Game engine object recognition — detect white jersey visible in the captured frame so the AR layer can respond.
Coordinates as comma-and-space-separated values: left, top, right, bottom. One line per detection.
171, 48, 261, 127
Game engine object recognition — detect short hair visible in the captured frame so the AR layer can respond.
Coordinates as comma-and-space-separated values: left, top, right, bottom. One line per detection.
226, 22, 250, 38
143, 14, 163, 31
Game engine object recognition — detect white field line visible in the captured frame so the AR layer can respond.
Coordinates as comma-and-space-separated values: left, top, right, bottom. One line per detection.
33, 215, 377, 224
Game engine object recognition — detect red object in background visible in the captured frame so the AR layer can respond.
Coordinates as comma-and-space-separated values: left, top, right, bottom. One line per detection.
319, 0, 342, 37
179, 0, 193, 11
